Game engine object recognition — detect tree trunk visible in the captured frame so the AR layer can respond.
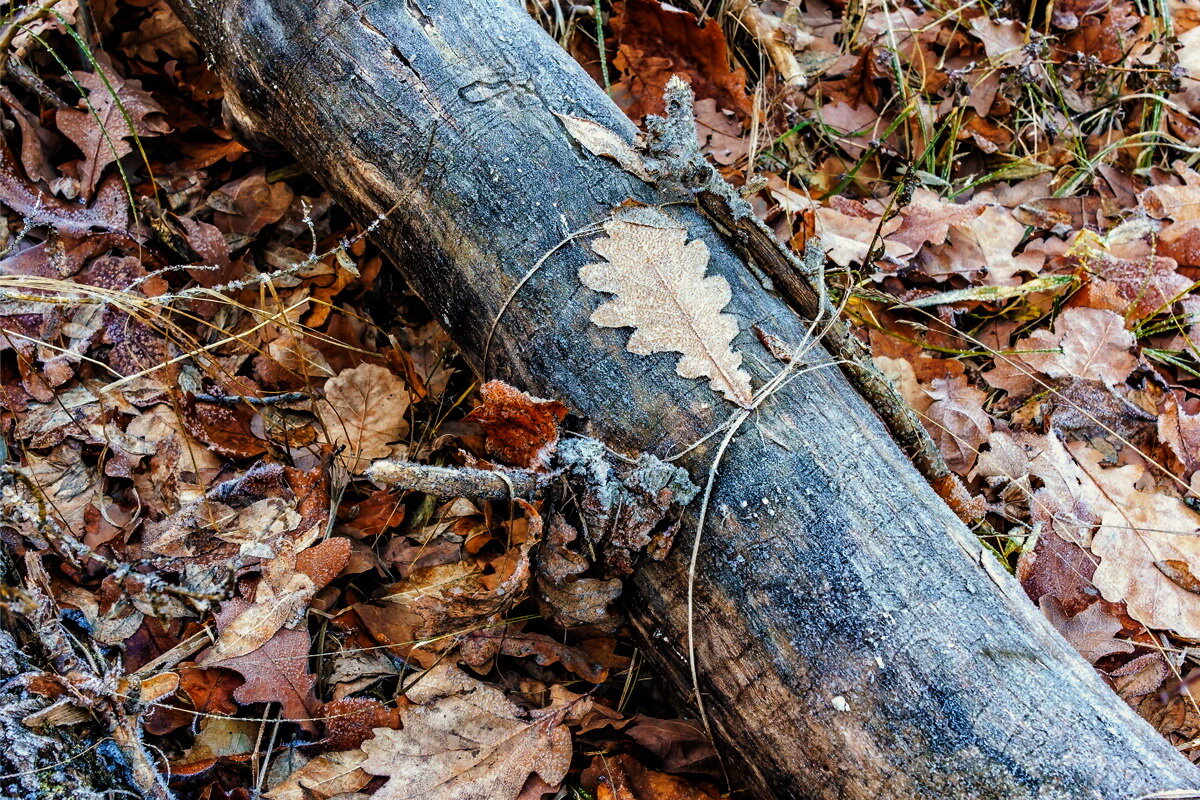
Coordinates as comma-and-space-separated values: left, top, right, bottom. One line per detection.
165, 1, 1200, 797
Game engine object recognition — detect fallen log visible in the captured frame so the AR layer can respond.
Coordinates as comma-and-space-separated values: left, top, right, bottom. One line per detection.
166, 0, 1200, 797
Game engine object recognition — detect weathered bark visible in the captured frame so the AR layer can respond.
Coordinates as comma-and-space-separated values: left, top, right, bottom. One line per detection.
165, 1, 1200, 797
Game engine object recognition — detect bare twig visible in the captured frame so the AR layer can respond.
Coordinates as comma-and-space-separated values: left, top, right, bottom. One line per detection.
365, 459, 546, 500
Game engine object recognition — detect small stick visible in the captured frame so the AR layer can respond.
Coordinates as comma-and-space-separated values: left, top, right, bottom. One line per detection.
191, 391, 310, 407
365, 459, 545, 500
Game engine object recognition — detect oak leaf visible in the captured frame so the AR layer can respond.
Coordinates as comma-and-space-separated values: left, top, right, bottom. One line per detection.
360, 663, 573, 800
201, 537, 350, 663
609, 0, 753, 122
317, 363, 411, 473
118, 0, 199, 64
1038, 597, 1134, 664
55, 60, 170, 199
1014, 307, 1136, 385
581, 206, 753, 406
210, 626, 319, 731
923, 376, 992, 473
1070, 444, 1200, 638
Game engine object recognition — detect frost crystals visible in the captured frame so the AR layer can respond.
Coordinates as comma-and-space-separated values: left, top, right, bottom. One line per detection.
580, 206, 753, 407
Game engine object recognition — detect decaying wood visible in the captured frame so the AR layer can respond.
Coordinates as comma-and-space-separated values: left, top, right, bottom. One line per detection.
165, 1, 1200, 797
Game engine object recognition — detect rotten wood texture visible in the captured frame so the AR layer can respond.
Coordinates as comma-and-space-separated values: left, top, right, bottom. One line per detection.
166, 1, 1200, 797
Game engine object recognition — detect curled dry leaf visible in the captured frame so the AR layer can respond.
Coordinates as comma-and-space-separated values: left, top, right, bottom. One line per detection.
352, 534, 533, 666
581, 206, 753, 407
360, 663, 574, 800
317, 363, 411, 474
263, 748, 371, 800
555, 113, 653, 181
555, 436, 699, 576
464, 381, 568, 470
460, 628, 611, 683
535, 513, 623, 630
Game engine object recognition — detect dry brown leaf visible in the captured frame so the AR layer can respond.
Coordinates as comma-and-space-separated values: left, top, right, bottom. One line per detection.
809, 201, 911, 268
118, 0, 199, 63
353, 535, 533, 666
460, 628, 610, 683
201, 538, 350, 663
318, 364, 411, 474
609, 0, 753, 122
209, 626, 319, 730
624, 716, 719, 775
1014, 307, 1137, 385
264, 748, 371, 800
55, 60, 170, 199
1038, 597, 1134, 663
919, 205, 1044, 285
586, 754, 721, 800
1016, 528, 1100, 617
581, 206, 752, 407
360, 663, 573, 800
554, 113, 653, 181
923, 376, 992, 473
320, 697, 401, 750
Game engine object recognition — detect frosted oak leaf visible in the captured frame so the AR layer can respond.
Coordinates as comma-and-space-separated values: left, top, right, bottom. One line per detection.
580, 206, 753, 407
360, 663, 572, 800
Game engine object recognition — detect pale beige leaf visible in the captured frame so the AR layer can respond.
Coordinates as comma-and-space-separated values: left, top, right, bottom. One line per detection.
199, 572, 316, 665
1070, 444, 1200, 638
580, 206, 753, 406
265, 749, 371, 800
360, 664, 571, 800
554, 113, 653, 181
317, 364, 411, 473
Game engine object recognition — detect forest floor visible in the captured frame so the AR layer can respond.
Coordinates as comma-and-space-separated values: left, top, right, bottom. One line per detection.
3, 0, 1200, 798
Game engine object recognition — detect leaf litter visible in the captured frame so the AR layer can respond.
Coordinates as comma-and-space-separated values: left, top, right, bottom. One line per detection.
8, 0, 1200, 795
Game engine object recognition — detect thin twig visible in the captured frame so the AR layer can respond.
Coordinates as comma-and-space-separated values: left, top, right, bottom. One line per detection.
365, 459, 545, 500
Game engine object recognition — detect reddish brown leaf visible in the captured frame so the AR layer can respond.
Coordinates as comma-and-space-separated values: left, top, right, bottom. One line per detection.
610, 0, 753, 122
464, 380, 567, 469
181, 392, 268, 458
55, 59, 170, 198
321, 697, 400, 750
584, 754, 721, 799
212, 627, 319, 731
